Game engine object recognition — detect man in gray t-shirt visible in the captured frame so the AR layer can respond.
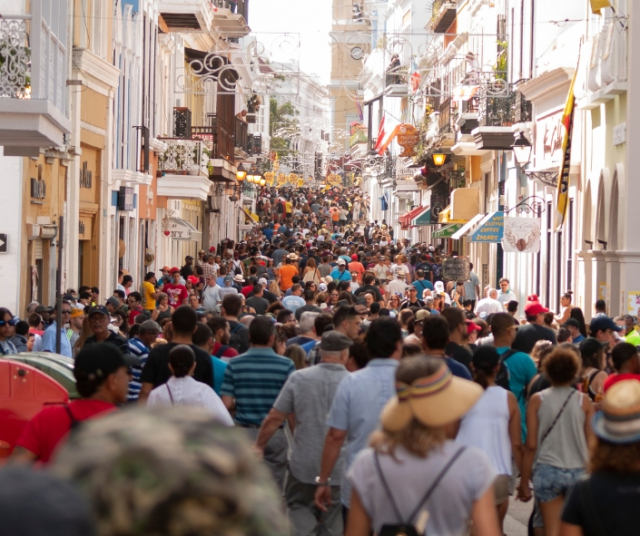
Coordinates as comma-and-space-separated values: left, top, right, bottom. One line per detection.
255, 331, 352, 536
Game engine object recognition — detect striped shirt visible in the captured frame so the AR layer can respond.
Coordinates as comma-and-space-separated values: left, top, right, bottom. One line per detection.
127, 337, 150, 402
220, 347, 295, 425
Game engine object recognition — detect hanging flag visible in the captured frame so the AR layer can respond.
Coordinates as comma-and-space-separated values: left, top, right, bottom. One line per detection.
375, 123, 401, 155
590, 0, 611, 15
380, 194, 388, 211
555, 67, 578, 230
373, 115, 386, 153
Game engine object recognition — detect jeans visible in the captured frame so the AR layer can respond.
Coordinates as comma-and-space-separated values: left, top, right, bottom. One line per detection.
245, 427, 288, 491
532, 463, 584, 503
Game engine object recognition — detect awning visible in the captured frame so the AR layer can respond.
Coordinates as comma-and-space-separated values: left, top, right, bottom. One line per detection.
399, 205, 424, 229
164, 218, 202, 241
470, 211, 504, 242
410, 205, 430, 226
451, 213, 487, 240
432, 223, 463, 239
241, 207, 259, 226
438, 205, 468, 224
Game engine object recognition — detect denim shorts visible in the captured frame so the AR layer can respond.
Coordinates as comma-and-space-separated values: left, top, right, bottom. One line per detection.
532, 464, 584, 503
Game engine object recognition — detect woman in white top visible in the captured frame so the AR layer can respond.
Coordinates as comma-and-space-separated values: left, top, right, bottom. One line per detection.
457, 346, 522, 531
147, 344, 234, 427
343, 356, 501, 536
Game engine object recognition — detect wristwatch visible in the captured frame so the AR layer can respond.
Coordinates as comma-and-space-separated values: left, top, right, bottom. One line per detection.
314, 476, 331, 486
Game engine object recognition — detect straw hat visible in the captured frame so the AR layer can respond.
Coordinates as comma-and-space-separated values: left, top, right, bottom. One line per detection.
380, 364, 482, 432
593, 379, 640, 444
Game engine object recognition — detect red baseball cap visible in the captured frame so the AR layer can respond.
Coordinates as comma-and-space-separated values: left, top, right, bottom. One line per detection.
170, 267, 180, 274
351, 254, 358, 261
524, 294, 549, 316
466, 321, 482, 334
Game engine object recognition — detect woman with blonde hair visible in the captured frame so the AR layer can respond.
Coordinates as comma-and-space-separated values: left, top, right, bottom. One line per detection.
346, 356, 500, 536
268, 280, 282, 299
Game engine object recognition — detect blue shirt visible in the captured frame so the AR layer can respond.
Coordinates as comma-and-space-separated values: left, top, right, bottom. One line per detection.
41, 321, 72, 358
412, 279, 434, 295
263, 227, 273, 241
573, 334, 585, 344
330, 268, 352, 282
327, 358, 399, 506
220, 347, 295, 425
496, 346, 537, 441
211, 356, 228, 396
443, 356, 472, 379
282, 295, 306, 313
127, 337, 150, 402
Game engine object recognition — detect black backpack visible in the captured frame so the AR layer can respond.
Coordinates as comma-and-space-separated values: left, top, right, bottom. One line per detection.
495, 349, 517, 390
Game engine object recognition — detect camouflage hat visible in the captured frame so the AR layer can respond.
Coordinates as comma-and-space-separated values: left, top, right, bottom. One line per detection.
51, 408, 288, 536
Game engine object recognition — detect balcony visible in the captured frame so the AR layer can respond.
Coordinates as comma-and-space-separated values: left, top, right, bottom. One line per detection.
159, 0, 216, 32
210, 0, 250, 39
234, 117, 248, 154
512, 88, 532, 124
431, 0, 457, 34
473, 91, 516, 150
0, 3, 71, 154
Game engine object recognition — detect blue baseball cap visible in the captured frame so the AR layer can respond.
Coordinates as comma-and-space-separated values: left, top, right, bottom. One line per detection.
590, 316, 623, 334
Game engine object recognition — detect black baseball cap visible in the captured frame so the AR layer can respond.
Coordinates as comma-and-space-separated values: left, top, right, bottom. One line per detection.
562, 318, 581, 329
590, 316, 623, 333
579, 337, 609, 357
74, 344, 140, 381
88, 305, 110, 317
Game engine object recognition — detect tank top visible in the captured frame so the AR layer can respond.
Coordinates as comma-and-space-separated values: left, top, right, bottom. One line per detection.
536, 386, 588, 469
457, 386, 512, 475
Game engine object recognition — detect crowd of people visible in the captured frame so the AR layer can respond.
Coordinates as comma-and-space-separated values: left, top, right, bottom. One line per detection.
1, 185, 640, 536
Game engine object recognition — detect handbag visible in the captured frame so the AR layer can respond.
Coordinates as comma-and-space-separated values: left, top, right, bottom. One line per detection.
374, 447, 465, 536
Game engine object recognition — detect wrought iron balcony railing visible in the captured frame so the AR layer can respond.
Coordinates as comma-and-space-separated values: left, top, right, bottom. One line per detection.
431, 0, 457, 33
247, 134, 262, 155
438, 97, 454, 134
512, 89, 532, 123
173, 107, 192, 138
478, 92, 515, 128
235, 116, 248, 151
157, 139, 206, 173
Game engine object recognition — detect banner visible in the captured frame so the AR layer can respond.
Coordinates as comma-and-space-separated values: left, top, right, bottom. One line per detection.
555, 66, 578, 230
590, 0, 611, 15
502, 217, 541, 253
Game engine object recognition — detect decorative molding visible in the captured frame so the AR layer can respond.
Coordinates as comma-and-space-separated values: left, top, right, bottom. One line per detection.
72, 48, 121, 91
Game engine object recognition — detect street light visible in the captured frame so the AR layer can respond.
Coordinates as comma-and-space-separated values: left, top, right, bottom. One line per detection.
259, 177, 266, 186
432, 153, 446, 167
511, 131, 533, 169
236, 165, 247, 182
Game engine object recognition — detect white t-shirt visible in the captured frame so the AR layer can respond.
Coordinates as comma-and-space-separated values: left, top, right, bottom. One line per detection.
348, 441, 496, 536
387, 279, 409, 296
475, 297, 504, 316
147, 376, 234, 426
390, 263, 410, 280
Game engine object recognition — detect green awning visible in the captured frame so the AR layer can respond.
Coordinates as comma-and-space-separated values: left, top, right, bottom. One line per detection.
432, 223, 463, 239
413, 208, 432, 226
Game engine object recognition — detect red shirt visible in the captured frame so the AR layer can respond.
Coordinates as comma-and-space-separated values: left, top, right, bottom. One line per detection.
162, 283, 188, 307
129, 307, 144, 325
212, 342, 239, 359
241, 285, 253, 298
16, 399, 116, 463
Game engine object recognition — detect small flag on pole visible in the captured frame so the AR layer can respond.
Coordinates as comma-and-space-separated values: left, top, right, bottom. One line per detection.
555, 68, 578, 230
590, 0, 612, 15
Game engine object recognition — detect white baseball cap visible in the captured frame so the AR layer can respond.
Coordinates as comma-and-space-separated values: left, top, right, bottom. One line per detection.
258, 278, 268, 286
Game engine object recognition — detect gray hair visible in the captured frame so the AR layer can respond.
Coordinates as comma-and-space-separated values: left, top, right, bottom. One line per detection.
299, 311, 320, 334
139, 320, 161, 334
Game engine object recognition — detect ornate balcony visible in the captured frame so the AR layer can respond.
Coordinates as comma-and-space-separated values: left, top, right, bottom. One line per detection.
431, 0, 457, 34
512, 89, 532, 124
0, 2, 71, 153
157, 139, 206, 173
234, 117, 248, 153
211, 0, 250, 38
247, 134, 262, 156
159, 0, 216, 32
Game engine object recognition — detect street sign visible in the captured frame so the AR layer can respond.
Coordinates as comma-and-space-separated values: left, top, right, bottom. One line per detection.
0, 234, 6, 253
442, 256, 470, 282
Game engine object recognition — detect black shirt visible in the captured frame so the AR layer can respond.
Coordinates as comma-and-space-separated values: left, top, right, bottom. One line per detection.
245, 296, 269, 315
562, 472, 640, 536
140, 342, 214, 388
445, 341, 473, 371
84, 332, 130, 356
512, 323, 557, 354
294, 304, 322, 321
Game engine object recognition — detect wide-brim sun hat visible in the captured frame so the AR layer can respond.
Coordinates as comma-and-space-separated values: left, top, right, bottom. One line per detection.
380, 364, 483, 432
593, 378, 640, 444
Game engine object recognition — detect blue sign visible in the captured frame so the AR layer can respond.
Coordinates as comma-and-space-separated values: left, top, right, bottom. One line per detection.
471, 212, 504, 242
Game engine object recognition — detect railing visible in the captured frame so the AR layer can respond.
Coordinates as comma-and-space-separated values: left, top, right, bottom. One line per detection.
0, 4, 68, 116
512, 89, 532, 123
157, 139, 205, 172
478, 90, 515, 127
431, 0, 457, 32
247, 134, 262, 155
438, 97, 454, 134
207, 113, 235, 160
235, 116, 248, 151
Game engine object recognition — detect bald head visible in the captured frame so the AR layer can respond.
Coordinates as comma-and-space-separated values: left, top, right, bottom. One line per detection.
489, 288, 498, 299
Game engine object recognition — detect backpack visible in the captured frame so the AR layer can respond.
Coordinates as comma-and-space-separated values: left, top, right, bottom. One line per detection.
495, 349, 517, 390
374, 447, 466, 536
228, 322, 248, 353
63, 404, 81, 432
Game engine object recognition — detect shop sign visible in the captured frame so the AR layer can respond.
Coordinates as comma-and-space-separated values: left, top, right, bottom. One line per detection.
430, 194, 447, 223
80, 161, 93, 189
471, 212, 504, 242
442, 256, 470, 282
396, 124, 419, 157
502, 217, 541, 253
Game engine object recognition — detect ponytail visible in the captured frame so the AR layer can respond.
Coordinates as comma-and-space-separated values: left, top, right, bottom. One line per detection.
473, 368, 489, 390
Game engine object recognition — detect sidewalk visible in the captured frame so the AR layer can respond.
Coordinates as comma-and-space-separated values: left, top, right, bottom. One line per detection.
505, 496, 533, 535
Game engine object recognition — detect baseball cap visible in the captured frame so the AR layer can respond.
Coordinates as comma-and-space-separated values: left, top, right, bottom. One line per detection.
223, 275, 233, 283
74, 344, 140, 381
161, 266, 171, 272
258, 278, 268, 286
106, 297, 120, 308
466, 321, 482, 334
88, 305, 110, 317
579, 337, 609, 356
337, 258, 346, 266
590, 316, 623, 334
351, 254, 358, 261
562, 318, 581, 329
320, 331, 354, 351
170, 267, 180, 274
524, 295, 549, 316
35, 305, 53, 314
